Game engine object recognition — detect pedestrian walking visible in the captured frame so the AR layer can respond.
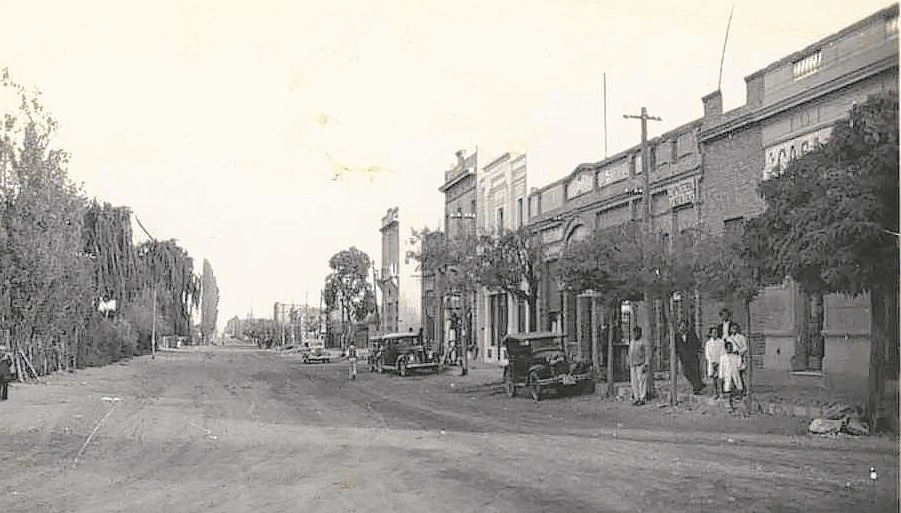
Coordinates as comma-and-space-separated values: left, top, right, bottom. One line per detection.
347, 343, 358, 380
0, 353, 14, 401
704, 326, 726, 399
628, 327, 649, 406
675, 321, 705, 394
719, 341, 744, 409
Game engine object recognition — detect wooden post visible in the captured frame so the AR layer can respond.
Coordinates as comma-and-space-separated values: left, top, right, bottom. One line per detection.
605, 308, 616, 397
668, 297, 678, 406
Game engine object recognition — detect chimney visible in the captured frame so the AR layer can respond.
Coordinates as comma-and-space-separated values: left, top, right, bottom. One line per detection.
455, 149, 467, 166
702, 90, 723, 119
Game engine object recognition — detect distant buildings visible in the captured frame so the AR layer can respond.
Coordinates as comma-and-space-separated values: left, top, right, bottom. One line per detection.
377, 207, 421, 335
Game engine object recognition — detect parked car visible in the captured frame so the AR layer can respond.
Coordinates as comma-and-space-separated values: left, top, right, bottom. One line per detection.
302, 346, 331, 364
502, 332, 594, 401
370, 332, 439, 377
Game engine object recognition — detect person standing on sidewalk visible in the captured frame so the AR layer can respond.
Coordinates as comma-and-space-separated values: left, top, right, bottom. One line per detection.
726, 323, 749, 395
704, 326, 726, 399
0, 353, 14, 401
628, 327, 649, 406
675, 321, 705, 394
347, 343, 358, 380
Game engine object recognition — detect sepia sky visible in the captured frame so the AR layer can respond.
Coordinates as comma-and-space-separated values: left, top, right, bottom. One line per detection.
0, 0, 892, 328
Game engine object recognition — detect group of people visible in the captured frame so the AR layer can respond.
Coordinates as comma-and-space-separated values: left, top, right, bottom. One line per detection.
629, 308, 749, 409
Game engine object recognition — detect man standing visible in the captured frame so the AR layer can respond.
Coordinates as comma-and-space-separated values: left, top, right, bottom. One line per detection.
628, 327, 649, 406
726, 323, 749, 394
0, 354, 14, 401
718, 308, 735, 340
347, 343, 358, 380
675, 321, 705, 394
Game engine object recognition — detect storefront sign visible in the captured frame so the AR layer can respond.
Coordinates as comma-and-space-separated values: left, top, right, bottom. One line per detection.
566, 169, 594, 199
764, 126, 832, 180
668, 180, 695, 208
597, 159, 631, 187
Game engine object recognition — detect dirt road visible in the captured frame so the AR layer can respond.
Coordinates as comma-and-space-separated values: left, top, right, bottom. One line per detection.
0, 345, 896, 512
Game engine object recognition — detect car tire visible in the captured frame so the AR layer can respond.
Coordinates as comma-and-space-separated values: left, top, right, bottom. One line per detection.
398, 359, 407, 377
529, 372, 542, 402
504, 368, 516, 398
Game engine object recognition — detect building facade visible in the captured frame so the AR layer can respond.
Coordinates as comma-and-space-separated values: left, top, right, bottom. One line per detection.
527, 121, 704, 378
475, 152, 528, 363
698, 5, 899, 388
377, 206, 422, 335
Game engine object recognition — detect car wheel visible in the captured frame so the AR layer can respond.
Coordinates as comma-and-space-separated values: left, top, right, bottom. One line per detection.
529, 372, 542, 402
504, 368, 516, 398
398, 359, 407, 377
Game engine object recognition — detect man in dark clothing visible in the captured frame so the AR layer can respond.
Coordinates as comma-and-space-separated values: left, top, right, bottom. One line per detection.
0, 354, 14, 400
675, 321, 705, 394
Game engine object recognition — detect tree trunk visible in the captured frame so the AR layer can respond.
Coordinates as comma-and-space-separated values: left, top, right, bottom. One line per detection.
605, 307, 617, 397
867, 286, 888, 430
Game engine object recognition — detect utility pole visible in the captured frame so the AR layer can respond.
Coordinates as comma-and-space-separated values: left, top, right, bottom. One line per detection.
623, 107, 662, 399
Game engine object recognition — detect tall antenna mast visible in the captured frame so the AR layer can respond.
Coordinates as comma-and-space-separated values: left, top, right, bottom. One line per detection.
717, 3, 736, 91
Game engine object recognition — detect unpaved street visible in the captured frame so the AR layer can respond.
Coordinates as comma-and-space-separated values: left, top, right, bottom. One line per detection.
0, 345, 897, 513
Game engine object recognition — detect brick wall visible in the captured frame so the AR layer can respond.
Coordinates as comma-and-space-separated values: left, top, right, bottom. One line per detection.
698, 126, 766, 232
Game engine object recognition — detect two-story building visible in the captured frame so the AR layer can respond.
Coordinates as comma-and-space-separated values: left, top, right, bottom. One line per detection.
475, 152, 528, 363
698, 4, 899, 391
527, 120, 704, 379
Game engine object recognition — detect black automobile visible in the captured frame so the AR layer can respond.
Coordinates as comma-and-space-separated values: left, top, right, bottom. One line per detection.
370, 332, 439, 377
502, 332, 595, 401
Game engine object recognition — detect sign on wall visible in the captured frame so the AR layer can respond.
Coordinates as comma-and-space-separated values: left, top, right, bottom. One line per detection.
668, 179, 696, 208
566, 169, 595, 199
597, 159, 631, 187
763, 126, 832, 180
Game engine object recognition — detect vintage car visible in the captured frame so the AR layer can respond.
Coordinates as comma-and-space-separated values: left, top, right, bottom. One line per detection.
502, 332, 595, 401
301, 345, 331, 364
370, 332, 439, 377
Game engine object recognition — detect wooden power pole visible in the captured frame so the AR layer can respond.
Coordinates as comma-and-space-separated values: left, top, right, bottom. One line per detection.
623, 107, 663, 400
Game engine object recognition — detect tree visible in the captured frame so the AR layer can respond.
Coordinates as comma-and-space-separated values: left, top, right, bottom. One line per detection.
478, 227, 543, 332
0, 69, 97, 374
136, 239, 201, 346
324, 247, 376, 347
200, 259, 219, 344
560, 221, 697, 402
749, 91, 899, 429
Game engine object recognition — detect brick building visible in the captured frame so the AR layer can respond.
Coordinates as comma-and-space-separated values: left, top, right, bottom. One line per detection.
698, 5, 899, 389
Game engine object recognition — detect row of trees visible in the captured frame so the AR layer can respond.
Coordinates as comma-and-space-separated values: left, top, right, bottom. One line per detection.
0, 70, 216, 378
413, 92, 897, 428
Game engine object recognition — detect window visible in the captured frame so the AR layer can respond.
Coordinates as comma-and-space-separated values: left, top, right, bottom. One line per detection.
517, 298, 527, 333
517, 198, 524, 228
496, 207, 505, 231
671, 139, 678, 162
792, 50, 822, 80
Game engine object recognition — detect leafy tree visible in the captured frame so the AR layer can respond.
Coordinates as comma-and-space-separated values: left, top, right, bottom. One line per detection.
0, 69, 95, 373
83, 201, 138, 303
477, 227, 543, 332
136, 239, 201, 344
200, 258, 219, 343
324, 247, 376, 346
749, 91, 898, 428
